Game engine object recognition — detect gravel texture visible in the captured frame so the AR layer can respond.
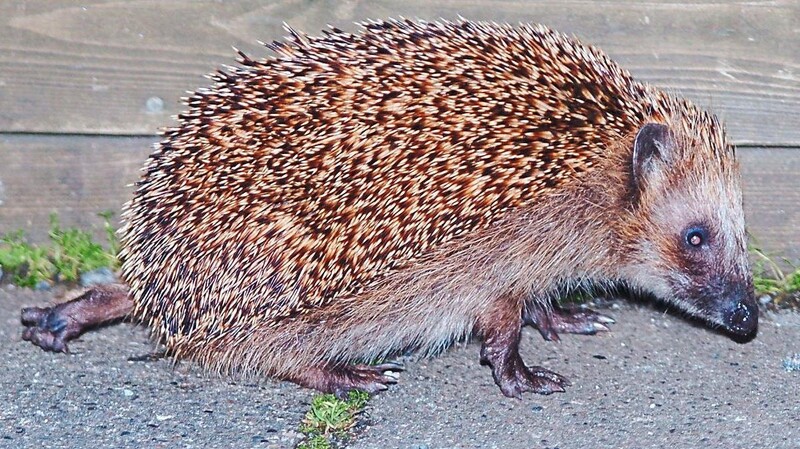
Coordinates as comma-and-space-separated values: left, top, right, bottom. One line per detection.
3, 286, 799, 449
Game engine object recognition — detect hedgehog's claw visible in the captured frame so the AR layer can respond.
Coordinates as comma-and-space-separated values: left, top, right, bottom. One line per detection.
481, 336, 571, 398
478, 302, 572, 398
373, 361, 405, 371
297, 362, 403, 399
331, 363, 402, 399
524, 304, 615, 342
496, 361, 571, 399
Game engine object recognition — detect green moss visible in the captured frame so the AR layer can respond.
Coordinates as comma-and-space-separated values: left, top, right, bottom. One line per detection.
0, 211, 119, 287
298, 390, 371, 448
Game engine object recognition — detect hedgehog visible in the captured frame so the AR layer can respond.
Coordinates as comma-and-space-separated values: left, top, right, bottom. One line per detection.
20, 18, 757, 399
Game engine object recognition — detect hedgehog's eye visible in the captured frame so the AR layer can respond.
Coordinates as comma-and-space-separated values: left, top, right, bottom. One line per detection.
684, 226, 708, 248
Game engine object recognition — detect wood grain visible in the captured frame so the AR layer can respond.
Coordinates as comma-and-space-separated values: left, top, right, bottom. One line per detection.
739, 147, 800, 265
0, 135, 153, 243
0, 0, 798, 145
0, 136, 796, 264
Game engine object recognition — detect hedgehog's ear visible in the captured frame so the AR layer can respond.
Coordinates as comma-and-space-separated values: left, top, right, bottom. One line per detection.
631, 122, 673, 192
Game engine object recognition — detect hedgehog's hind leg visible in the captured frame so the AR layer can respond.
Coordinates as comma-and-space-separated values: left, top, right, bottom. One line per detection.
477, 292, 571, 398
287, 362, 403, 399
523, 302, 615, 342
21, 284, 132, 353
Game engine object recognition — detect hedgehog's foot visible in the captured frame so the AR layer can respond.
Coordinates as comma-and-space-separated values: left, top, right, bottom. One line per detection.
478, 294, 570, 398
485, 357, 570, 399
292, 362, 404, 399
21, 284, 132, 353
524, 304, 614, 342
479, 322, 570, 398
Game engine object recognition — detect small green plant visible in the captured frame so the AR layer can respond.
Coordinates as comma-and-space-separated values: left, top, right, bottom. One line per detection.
788, 270, 800, 292
0, 212, 119, 287
297, 434, 332, 449
98, 210, 121, 268
49, 214, 117, 282
750, 246, 800, 306
298, 390, 370, 448
0, 231, 54, 288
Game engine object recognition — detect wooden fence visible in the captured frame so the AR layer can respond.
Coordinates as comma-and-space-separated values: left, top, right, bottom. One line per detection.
0, 0, 797, 263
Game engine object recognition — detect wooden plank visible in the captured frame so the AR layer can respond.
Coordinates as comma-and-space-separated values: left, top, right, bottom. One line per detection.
739, 147, 800, 266
0, 135, 153, 243
0, 0, 797, 145
0, 136, 797, 265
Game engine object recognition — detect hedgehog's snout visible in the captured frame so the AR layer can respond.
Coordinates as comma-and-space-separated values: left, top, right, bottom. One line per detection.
725, 300, 758, 337
720, 284, 758, 339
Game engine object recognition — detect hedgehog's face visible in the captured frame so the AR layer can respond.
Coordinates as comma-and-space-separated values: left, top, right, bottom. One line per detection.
622, 122, 757, 339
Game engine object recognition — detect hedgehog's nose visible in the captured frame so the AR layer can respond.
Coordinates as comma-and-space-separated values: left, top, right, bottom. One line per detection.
726, 300, 758, 337
715, 276, 758, 340
720, 278, 758, 340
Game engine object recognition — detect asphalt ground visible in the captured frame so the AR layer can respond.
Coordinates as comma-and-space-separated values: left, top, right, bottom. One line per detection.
2, 286, 798, 449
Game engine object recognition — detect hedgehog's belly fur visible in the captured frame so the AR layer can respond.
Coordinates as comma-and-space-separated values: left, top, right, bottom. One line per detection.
125, 212, 514, 375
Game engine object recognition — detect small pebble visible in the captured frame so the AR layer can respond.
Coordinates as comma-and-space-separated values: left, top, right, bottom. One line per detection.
80, 267, 118, 287
34, 281, 51, 291
782, 354, 800, 372
758, 295, 772, 306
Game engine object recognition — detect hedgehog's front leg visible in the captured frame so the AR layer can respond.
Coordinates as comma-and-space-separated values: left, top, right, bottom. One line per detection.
477, 293, 570, 398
